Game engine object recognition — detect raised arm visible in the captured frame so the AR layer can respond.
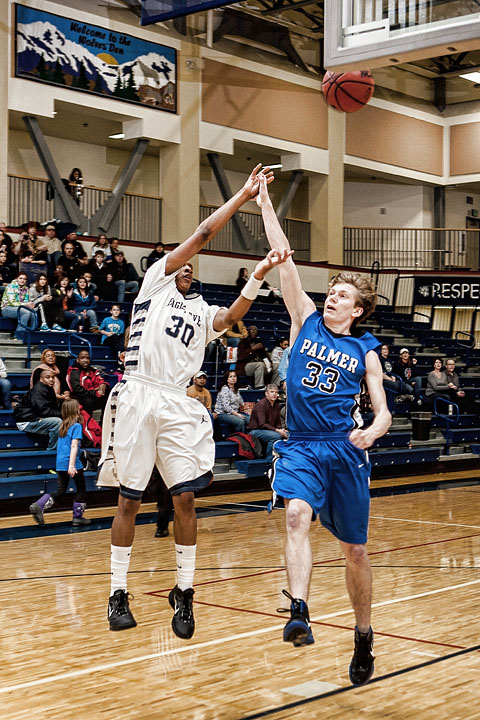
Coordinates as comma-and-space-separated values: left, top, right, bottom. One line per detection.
256, 174, 315, 344
213, 248, 292, 332
349, 350, 391, 449
165, 164, 273, 276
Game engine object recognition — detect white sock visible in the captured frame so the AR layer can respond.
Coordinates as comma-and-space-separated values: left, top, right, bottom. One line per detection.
175, 544, 196, 591
111, 545, 132, 594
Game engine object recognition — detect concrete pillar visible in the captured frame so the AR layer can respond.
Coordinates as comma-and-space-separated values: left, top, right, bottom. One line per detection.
309, 106, 345, 270
0, 3, 9, 221
160, 40, 202, 275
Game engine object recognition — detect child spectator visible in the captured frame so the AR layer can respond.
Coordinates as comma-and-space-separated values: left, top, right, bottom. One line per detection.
98, 304, 125, 355
29, 398, 91, 527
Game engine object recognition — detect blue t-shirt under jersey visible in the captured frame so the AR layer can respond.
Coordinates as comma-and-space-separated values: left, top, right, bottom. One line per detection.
286, 312, 380, 434
56, 422, 83, 471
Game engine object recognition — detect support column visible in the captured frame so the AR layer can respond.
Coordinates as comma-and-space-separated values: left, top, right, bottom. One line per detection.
309, 106, 345, 269
160, 41, 201, 276
0, 2, 9, 221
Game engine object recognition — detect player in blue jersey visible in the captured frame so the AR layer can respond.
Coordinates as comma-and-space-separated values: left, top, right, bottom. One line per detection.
256, 174, 391, 686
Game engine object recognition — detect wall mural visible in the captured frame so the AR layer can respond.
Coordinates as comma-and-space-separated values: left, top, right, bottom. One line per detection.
15, 3, 177, 112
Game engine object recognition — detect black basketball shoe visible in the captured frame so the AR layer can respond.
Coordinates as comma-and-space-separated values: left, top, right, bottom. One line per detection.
168, 585, 195, 639
108, 589, 137, 631
280, 589, 314, 647
349, 626, 375, 685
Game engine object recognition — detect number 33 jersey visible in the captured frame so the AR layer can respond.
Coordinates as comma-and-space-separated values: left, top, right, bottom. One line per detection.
124, 257, 223, 388
286, 311, 380, 433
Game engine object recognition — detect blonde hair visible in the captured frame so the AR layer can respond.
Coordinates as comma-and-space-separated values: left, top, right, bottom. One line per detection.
328, 272, 377, 327
59, 398, 83, 438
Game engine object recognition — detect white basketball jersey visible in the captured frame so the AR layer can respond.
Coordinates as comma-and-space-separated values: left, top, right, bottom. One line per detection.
124, 257, 223, 388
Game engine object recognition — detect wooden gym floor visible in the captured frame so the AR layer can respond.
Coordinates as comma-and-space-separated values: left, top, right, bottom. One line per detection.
0, 481, 479, 719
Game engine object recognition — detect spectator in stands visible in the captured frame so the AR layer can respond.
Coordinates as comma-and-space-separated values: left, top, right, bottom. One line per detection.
1, 272, 37, 331
13, 368, 61, 450
214, 370, 249, 433
187, 371, 214, 413
425, 357, 450, 404
236, 325, 279, 389
0, 222, 13, 246
0, 231, 15, 265
235, 267, 249, 293
146, 241, 165, 268
247, 384, 288, 461
88, 250, 109, 295
110, 251, 140, 302
271, 338, 289, 378
379, 343, 413, 399
444, 358, 480, 415
30, 348, 70, 403
41, 224, 62, 266
98, 304, 125, 355
29, 397, 91, 527
108, 238, 121, 256
29, 273, 65, 332
18, 248, 47, 285
12, 230, 36, 260
0, 357, 12, 409
392, 347, 420, 400
53, 276, 81, 331
58, 242, 81, 281
91, 233, 112, 259
72, 276, 98, 330
68, 168, 83, 205
0, 249, 15, 289
82, 270, 98, 297
67, 349, 109, 418
225, 319, 248, 347
61, 231, 86, 260
204, 333, 227, 365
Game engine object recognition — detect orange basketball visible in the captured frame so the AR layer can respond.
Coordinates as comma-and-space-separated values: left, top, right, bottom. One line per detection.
322, 70, 375, 113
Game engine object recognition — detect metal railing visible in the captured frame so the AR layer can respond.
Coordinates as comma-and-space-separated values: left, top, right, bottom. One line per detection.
7, 175, 162, 244
199, 206, 310, 260
343, 1, 479, 31
344, 227, 479, 271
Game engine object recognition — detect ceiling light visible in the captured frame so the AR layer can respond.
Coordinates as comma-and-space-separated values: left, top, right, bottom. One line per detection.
459, 72, 480, 83
109, 132, 125, 139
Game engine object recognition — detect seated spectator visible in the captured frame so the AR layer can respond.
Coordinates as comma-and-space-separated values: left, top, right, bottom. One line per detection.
53, 276, 81, 331
29, 273, 65, 332
146, 241, 165, 269
67, 350, 109, 418
426, 357, 450, 404
58, 242, 81, 281
88, 250, 108, 294
0, 249, 15, 289
82, 270, 98, 297
98, 304, 125, 355
379, 343, 413, 399
0, 231, 15, 266
0, 222, 13, 248
12, 229, 37, 260
19, 249, 47, 284
214, 370, 249, 433
235, 267, 249, 293
187, 370, 214, 412
13, 368, 61, 450
91, 233, 112, 259
204, 333, 227, 365
30, 348, 70, 403
444, 358, 480, 415
61, 231, 86, 259
392, 347, 421, 400
247, 384, 288, 460
225, 319, 248, 347
1, 272, 37, 332
110, 251, 140, 302
271, 338, 289, 378
0, 356, 12, 409
40, 224, 62, 269
236, 325, 279, 389
108, 237, 121, 256
72, 276, 98, 330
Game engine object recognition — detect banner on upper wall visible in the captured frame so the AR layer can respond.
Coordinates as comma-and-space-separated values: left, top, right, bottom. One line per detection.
141, 1, 237, 25
15, 4, 177, 112
414, 276, 480, 306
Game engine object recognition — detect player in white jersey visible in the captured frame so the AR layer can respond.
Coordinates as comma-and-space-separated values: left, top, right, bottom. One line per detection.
101, 164, 292, 636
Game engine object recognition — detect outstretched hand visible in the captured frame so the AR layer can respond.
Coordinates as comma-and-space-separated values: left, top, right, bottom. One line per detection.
254, 247, 294, 279
255, 172, 271, 208
243, 164, 274, 199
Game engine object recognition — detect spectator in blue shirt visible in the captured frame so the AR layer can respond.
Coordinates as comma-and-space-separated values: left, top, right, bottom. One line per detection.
98, 304, 125, 355
72, 276, 98, 330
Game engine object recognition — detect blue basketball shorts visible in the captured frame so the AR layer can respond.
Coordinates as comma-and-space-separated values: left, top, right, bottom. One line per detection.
270, 435, 371, 545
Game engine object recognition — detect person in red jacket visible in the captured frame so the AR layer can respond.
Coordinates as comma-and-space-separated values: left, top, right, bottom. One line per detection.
67, 350, 109, 418
247, 384, 288, 460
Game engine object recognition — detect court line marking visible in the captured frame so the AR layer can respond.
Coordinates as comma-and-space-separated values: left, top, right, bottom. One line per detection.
370, 514, 480, 529
1, 577, 479, 696
234, 644, 480, 720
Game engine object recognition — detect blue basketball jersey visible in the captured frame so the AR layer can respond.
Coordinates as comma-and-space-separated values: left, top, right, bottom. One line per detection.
286, 311, 380, 433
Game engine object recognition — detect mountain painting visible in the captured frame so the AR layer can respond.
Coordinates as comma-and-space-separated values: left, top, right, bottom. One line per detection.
15, 4, 177, 112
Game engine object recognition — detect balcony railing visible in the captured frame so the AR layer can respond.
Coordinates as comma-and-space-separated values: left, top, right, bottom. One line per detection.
344, 227, 480, 271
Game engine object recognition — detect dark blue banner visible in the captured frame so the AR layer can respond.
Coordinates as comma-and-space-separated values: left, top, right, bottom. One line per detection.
141, 1, 237, 25
414, 276, 480, 306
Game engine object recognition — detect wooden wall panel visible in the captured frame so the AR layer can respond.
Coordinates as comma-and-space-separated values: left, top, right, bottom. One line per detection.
450, 123, 480, 176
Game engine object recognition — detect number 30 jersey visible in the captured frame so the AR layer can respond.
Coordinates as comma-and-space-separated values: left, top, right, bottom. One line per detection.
286, 311, 380, 434
124, 256, 223, 388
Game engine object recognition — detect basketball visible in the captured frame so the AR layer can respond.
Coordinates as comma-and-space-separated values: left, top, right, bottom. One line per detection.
322, 70, 375, 113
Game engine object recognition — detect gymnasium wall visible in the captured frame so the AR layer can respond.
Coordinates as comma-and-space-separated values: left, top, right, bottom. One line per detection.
344, 182, 434, 228
449, 122, 480, 176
